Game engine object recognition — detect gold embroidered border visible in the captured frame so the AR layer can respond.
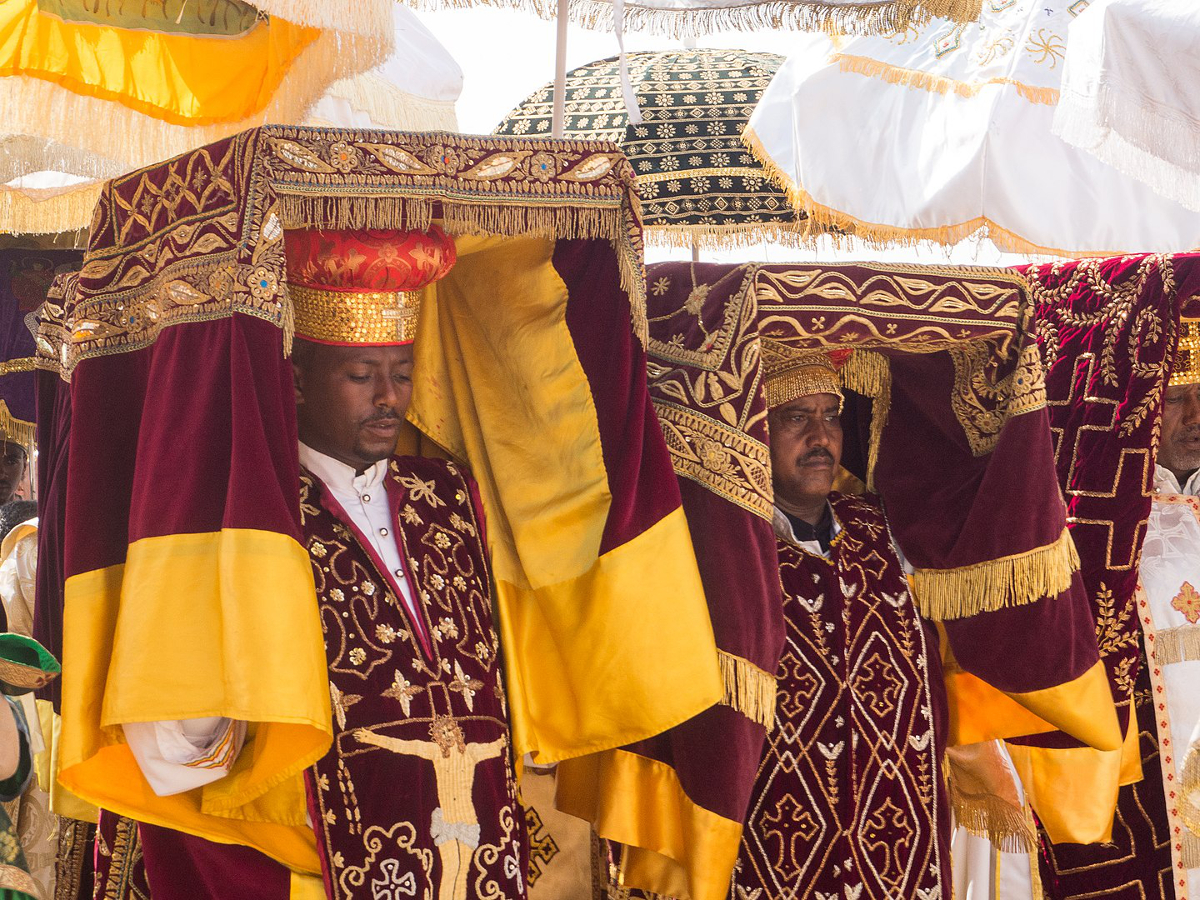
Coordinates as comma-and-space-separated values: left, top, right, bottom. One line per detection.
0, 357, 35, 377
0, 861, 40, 897
652, 400, 772, 521
717, 650, 775, 730
912, 527, 1080, 621
949, 333, 1047, 457
0, 657, 54, 691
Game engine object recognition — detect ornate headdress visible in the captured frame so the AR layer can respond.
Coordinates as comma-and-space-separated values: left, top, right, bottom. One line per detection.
760, 339, 844, 409
284, 227, 457, 346
1170, 318, 1200, 387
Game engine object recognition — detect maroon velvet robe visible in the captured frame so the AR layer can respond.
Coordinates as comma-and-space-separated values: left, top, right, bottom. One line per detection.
301, 455, 527, 900
732, 492, 951, 900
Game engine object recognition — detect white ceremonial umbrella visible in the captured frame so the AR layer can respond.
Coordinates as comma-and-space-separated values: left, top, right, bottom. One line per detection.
1053, 0, 1200, 212
744, 0, 1200, 256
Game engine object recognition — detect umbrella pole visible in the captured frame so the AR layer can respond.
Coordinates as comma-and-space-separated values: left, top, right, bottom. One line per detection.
552, 0, 569, 138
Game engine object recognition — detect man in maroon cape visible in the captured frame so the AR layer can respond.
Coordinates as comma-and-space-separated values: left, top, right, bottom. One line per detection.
110, 227, 528, 900
731, 344, 951, 900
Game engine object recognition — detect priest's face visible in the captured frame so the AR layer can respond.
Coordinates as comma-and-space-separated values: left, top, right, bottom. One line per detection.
0, 439, 26, 506
768, 392, 843, 516
1159, 383, 1200, 483
294, 341, 414, 473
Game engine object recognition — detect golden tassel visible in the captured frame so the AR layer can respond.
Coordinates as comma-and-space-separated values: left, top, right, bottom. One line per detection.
717, 650, 776, 730
833, 54, 1060, 107
1151, 624, 1200, 667
840, 350, 891, 491
912, 527, 1081, 621
0, 400, 36, 448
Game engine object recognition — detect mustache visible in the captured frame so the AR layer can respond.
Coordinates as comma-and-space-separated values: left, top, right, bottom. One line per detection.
361, 410, 402, 426
799, 448, 835, 465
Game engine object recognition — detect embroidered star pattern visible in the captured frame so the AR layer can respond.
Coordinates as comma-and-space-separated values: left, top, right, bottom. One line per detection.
382, 669, 422, 716
329, 682, 361, 730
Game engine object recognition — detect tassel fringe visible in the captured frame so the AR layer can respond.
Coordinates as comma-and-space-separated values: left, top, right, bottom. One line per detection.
397, 0, 980, 38
309, 73, 460, 133
0, 181, 105, 237
740, 127, 1118, 259
0, 400, 36, 448
833, 54, 1060, 106
913, 527, 1080, 621
950, 791, 1038, 854
255, 0, 393, 36
644, 219, 817, 251
1151, 624, 1200, 667
718, 650, 776, 730
840, 349, 890, 491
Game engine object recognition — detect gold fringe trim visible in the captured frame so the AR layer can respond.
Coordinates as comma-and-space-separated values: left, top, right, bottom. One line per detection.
255, 0, 393, 36
0, 22, 388, 178
0, 181, 104, 236
0, 357, 36, 377
276, 194, 648, 347
740, 127, 1126, 259
643, 219, 819, 251
912, 527, 1080, 621
717, 650, 776, 730
840, 349, 890, 491
0, 399, 36, 448
1151, 623, 1200, 667
833, 54, 1060, 107
309, 73, 460, 133
950, 793, 1037, 854
397, 0, 980, 38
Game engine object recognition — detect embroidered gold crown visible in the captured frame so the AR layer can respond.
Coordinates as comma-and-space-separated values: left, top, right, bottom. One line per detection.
760, 339, 843, 410
1170, 318, 1200, 387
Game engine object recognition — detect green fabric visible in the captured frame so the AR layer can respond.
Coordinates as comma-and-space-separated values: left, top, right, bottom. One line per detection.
36, 0, 258, 35
0, 635, 58, 697
495, 49, 803, 240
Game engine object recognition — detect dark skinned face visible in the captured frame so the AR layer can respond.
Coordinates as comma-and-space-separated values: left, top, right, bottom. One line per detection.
1159, 382, 1200, 484
768, 392, 843, 523
0, 440, 27, 506
294, 341, 414, 473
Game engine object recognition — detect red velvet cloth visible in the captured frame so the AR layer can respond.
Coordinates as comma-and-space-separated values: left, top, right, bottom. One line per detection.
92, 811, 152, 899
284, 226, 457, 293
138, 821, 290, 900
33, 367, 70, 710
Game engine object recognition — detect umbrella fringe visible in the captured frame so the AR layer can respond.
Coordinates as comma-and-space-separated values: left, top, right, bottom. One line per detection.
643, 220, 817, 250
0, 27, 388, 178
832, 53, 1060, 106
309, 74, 460, 133
740, 126, 1123, 258
0, 181, 104, 237
0, 400, 36, 450
254, 0, 394, 38
399, 0, 980, 37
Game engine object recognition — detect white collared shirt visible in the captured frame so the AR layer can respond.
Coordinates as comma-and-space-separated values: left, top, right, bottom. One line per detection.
1155, 464, 1200, 498
299, 443, 422, 634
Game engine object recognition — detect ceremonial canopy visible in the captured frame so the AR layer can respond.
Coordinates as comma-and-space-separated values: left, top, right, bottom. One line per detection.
570, 259, 1126, 900
36, 126, 721, 873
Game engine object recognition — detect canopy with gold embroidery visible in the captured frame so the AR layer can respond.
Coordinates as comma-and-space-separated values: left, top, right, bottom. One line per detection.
558, 258, 1125, 900
35, 126, 722, 874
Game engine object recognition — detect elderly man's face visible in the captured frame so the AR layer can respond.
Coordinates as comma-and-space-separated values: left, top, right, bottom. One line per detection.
768, 392, 843, 517
294, 341, 414, 473
0, 440, 27, 506
1160, 383, 1200, 482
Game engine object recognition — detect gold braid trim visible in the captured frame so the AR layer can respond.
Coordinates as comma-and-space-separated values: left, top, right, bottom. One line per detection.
643, 220, 814, 251
0, 399, 35, 449
832, 54, 1061, 107
1152, 624, 1200, 667
717, 650, 776, 730
0, 357, 36, 377
739, 127, 1127, 259
912, 527, 1080, 621
840, 349, 891, 491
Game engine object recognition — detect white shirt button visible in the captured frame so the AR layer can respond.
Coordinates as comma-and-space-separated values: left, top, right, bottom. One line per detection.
362, 494, 371, 502
380, 528, 389, 536
394, 569, 403, 577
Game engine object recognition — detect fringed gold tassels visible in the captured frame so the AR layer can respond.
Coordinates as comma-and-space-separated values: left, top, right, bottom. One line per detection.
0, 400, 36, 448
840, 349, 890, 491
0, 182, 105, 237
912, 527, 1081, 621
1151, 624, 1200, 667
717, 650, 776, 730
833, 54, 1061, 106
945, 740, 1037, 854
643, 219, 817, 250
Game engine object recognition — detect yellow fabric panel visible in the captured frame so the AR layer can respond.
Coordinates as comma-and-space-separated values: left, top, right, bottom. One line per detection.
945, 671, 1055, 746
0, 0, 319, 125
42, 705, 98, 823
58, 528, 330, 868
1006, 711, 1141, 845
556, 748, 742, 900
409, 233, 722, 761
290, 869, 327, 900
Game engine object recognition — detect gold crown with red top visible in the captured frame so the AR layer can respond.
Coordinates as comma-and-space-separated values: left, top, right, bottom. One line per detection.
1170, 318, 1200, 387
284, 227, 457, 346
761, 339, 848, 410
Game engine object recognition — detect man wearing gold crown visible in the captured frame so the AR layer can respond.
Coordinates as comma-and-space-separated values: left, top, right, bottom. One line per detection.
729, 345, 951, 900
120, 228, 528, 900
